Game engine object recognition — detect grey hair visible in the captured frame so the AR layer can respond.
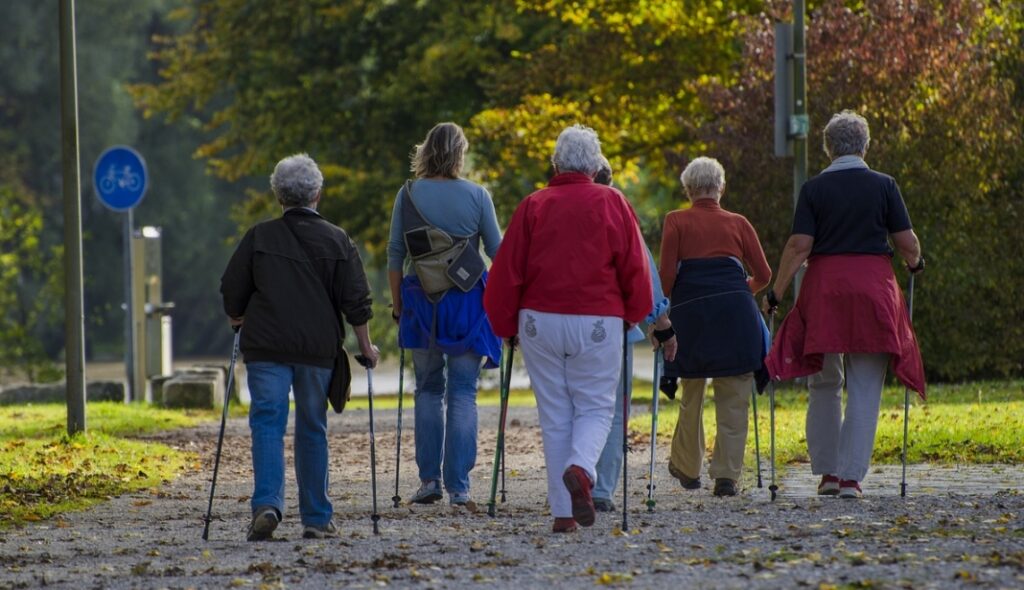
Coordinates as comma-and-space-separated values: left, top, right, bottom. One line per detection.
270, 153, 323, 207
680, 156, 726, 199
823, 110, 871, 158
551, 124, 603, 176
412, 122, 467, 178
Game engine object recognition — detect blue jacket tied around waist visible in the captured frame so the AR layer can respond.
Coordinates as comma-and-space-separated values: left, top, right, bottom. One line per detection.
398, 272, 502, 369
664, 257, 769, 382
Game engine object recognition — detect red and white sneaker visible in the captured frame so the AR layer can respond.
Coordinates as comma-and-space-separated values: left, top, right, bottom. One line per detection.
817, 474, 840, 496
838, 479, 863, 499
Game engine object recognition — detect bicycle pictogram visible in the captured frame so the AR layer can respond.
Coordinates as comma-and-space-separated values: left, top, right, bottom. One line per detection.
99, 165, 142, 194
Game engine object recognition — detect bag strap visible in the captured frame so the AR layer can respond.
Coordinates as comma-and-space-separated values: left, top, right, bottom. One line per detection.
400, 180, 433, 231
400, 179, 479, 244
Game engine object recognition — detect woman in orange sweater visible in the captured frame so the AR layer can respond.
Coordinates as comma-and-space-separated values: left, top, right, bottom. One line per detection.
659, 156, 771, 497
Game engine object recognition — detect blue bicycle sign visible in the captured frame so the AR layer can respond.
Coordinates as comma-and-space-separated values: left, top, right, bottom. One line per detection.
93, 146, 148, 211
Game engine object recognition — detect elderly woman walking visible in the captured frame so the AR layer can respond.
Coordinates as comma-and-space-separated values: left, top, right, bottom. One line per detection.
387, 122, 502, 506
659, 157, 772, 498
591, 157, 677, 512
221, 154, 380, 541
764, 110, 925, 499
485, 125, 652, 532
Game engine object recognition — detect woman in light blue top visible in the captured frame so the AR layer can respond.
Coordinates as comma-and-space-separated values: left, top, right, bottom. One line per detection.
591, 159, 677, 511
387, 122, 502, 506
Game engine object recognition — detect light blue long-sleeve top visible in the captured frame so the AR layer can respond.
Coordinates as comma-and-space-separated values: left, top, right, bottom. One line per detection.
630, 246, 670, 343
387, 178, 502, 271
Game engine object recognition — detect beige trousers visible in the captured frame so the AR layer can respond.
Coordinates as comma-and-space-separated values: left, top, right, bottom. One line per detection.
669, 373, 752, 482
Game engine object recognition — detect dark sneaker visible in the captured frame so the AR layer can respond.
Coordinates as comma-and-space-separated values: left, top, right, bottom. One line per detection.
668, 463, 701, 490
246, 506, 280, 542
410, 480, 443, 504
659, 376, 678, 400
838, 479, 863, 499
713, 478, 737, 497
593, 497, 616, 512
552, 517, 578, 533
302, 520, 339, 539
562, 465, 596, 527
817, 474, 840, 496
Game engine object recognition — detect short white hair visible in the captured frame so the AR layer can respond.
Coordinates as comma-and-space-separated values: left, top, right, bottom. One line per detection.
270, 153, 323, 207
823, 110, 870, 158
551, 124, 603, 176
680, 157, 726, 198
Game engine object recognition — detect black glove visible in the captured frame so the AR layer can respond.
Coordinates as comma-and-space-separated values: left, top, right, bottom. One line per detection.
765, 289, 780, 315
659, 376, 678, 400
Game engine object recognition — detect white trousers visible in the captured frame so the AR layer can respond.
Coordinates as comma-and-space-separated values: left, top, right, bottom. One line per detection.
806, 352, 890, 482
518, 309, 623, 518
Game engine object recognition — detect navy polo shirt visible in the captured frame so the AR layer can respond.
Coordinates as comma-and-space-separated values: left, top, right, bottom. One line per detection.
792, 168, 913, 255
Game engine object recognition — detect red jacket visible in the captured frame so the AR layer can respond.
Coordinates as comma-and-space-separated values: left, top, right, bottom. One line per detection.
765, 254, 926, 398
484, 173, 653, 338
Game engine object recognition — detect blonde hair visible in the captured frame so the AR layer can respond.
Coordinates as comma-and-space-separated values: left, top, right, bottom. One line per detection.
680, 157, 726, 200
411, 122, 468, 178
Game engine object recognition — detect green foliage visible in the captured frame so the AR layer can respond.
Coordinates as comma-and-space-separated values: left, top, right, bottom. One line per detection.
0, 182, 62, 381
0, 402, 203, 527
0, 1, 244, 364
694, 0, 1024, 379
629, 381, 1024, 467
131, 0, 549, 253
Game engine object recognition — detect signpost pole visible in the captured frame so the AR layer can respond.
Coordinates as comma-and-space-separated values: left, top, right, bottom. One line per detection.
93, 146, 149, 403
124, 209, 135, 401
792, 0, 809, 296
60, 0, 86, 435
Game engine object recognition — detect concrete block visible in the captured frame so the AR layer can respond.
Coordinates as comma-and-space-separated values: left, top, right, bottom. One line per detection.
162, 374, 219, 409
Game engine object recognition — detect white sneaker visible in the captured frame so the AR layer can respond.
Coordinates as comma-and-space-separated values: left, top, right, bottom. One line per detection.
302, 520, 339, 539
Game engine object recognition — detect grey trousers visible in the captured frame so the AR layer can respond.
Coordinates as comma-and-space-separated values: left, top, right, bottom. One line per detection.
805, 353, 890, 482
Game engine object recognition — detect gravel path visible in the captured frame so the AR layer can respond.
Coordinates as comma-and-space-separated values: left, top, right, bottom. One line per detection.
1, 406, 1023, 589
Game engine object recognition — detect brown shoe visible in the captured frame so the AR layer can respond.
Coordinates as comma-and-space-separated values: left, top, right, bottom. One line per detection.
562, 465, 596, 527
668, 463, 701, 490
552, 517, 578, 533
713, 478, 737, 497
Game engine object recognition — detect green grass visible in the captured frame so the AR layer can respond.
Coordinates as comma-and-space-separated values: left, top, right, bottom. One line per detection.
0, 402, 210, 527
628, 380, 1024, 467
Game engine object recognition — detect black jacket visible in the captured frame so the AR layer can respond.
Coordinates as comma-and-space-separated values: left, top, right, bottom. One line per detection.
220, 208, 373, 368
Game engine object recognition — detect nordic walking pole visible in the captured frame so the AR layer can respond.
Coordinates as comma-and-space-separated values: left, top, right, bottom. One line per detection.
751, 382, 763, 489
645, 350, 662, 513
900, 273, 915, 497
767, 311, 779, 502
202, 327, 241, 541
500, 345, 514, 503
392, 347, 405, 508
487, 340, 514, 517
355, 355, 381, 535
621, 327, 630, 531
497, 346, 512, 501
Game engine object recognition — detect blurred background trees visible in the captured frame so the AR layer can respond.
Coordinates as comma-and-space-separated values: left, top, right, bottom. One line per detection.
2, 0, 1021, 380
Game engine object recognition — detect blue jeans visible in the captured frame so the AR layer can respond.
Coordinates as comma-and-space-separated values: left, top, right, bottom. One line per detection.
247, 361, 333, 526
412, 348, 482, 495
594, 345, 633, 501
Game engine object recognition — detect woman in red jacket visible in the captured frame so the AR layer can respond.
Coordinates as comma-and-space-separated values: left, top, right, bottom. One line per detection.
484, 125, 652, 533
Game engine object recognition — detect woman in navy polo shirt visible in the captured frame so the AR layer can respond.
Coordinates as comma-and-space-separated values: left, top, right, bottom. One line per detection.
763, 110, 926, 499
